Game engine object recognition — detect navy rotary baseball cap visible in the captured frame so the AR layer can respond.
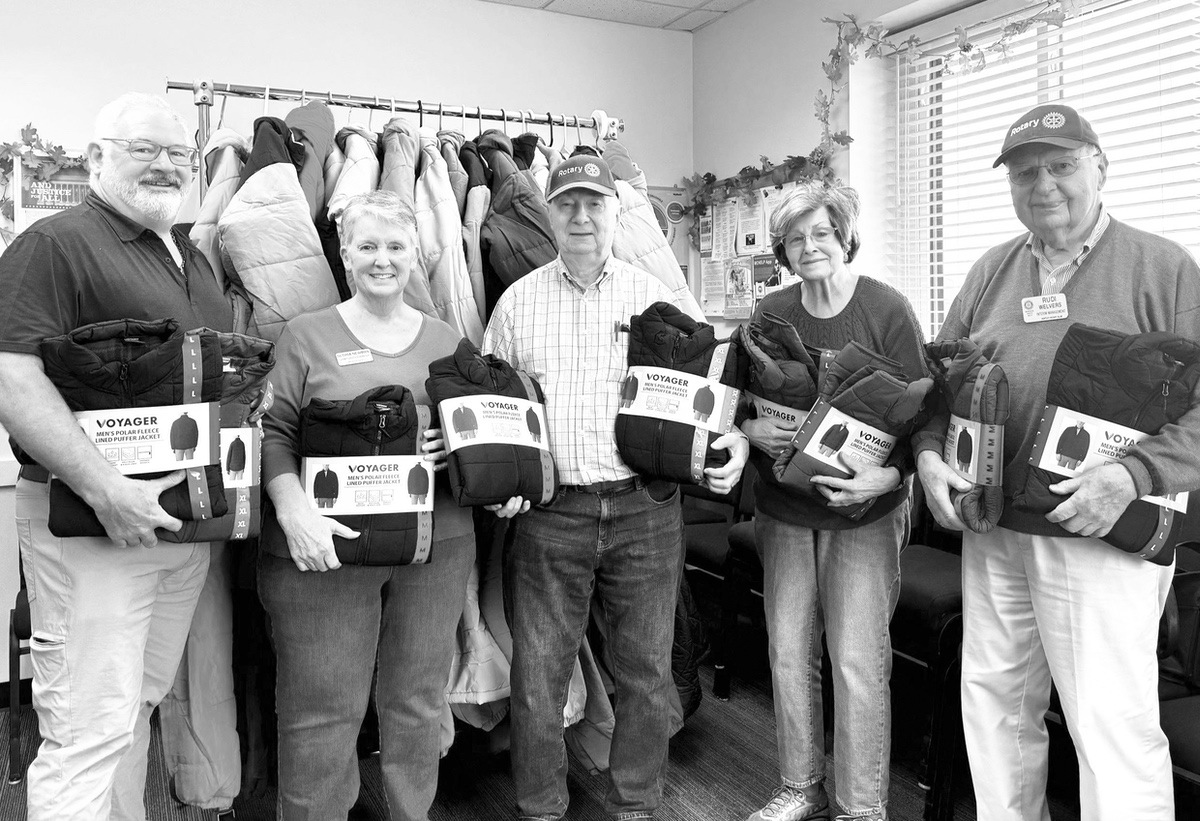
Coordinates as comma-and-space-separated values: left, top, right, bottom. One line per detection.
993, 103, 1101, 167
545, 155, 617, 201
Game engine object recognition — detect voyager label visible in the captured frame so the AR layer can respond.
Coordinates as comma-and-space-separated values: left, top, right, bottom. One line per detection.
789, 400, 896, 476
302, 455, 434, 516
944, 414, 1003, 486
617, 366, 739, 435
747, 392, 807, 429
1029, 405, 1188, 513
440, 395, 550, 452
74, 401, 219, 474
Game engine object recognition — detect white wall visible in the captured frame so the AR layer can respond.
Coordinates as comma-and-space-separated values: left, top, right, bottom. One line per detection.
0, 0, 693, 187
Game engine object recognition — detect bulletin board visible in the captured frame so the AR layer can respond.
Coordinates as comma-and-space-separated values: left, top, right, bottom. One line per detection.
697, 182, 802, 320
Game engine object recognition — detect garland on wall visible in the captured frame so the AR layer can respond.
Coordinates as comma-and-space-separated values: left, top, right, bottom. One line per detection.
0, 125, 88, 246
680, 0, 1074, 249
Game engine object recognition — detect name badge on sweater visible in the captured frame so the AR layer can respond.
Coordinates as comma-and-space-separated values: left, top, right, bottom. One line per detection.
336, 349, 374, 366
1021, 294, 1068, 323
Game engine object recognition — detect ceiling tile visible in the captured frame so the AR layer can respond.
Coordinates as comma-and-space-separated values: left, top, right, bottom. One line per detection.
544, 0, 685, 28
666, 9, 722, 30
701, 0, 754, 12
476, 0, 553, 8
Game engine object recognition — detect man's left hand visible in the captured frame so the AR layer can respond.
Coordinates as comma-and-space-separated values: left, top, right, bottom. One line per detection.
1045, 462, 1138, 538
702, 431, 749, 495
810, 454, 901, 508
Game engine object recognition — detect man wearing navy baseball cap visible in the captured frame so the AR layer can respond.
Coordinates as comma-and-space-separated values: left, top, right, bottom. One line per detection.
483, 153, 748, 820
917, 102, 1200, 819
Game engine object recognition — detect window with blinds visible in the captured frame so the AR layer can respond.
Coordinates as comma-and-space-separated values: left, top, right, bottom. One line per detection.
889, 0, 1200, 338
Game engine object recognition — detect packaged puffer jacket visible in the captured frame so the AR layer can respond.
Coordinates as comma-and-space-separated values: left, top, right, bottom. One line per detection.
42, 322, 276, 541
924, 339, 1009, 533
615, 302, 744, 485
775, 340, 934, 519
1012, 323, 1200, 565
284, 385, 434, 566
425, 338, 558, 506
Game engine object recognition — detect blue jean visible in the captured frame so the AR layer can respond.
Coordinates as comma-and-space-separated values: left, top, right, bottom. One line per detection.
257, 534, 474, 821
506, 483, 683, 821
755, 501, 907, 819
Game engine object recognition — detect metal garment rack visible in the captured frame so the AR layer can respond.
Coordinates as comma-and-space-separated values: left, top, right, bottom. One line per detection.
166, 78, 623, 161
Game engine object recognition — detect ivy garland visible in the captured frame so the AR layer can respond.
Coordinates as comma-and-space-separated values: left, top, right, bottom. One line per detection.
0, 124, 87, 245
680, 1, 1074, 250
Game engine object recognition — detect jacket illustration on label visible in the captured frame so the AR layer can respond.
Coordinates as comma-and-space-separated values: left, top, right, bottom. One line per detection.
818, 422, 849, 457
956, 427, 974, 473
1055, 421, 1089, 469
171, 412, 199, 459
313, 466, 339, 508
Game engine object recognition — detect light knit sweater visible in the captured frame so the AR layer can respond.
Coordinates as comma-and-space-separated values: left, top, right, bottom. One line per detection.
912, 217, 1200, 535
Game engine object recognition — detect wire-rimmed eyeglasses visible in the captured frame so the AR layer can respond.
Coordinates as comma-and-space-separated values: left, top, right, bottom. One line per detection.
1006, 152, 1101, 186
103, 138, 199, 167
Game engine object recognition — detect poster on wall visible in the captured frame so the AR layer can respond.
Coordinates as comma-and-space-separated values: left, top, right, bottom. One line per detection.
736, 192, 767, 255
700, 258, 726, 316
711, 200, 737, 261
723, 257, 755, 320
12, 159, 89, 234
699, 214, 713, 258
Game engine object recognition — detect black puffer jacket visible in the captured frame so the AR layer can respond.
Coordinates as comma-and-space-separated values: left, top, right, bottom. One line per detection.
425, 338, 558, 506
615, 302, 744, 485
1012, 323, 1200, 565
924, 339, 1009, 533
278, 385, 434, 566
775, 341, 933, 519
41, 321, 275, 541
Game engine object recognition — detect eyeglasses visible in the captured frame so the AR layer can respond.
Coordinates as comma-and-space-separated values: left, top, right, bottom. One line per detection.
104, 138, 198, 167
1006, 152, 1101, 186
784, 226, 839, 250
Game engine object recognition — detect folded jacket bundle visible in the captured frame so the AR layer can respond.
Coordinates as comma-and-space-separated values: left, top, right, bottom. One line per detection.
736, 311, 821, 489
774, 341, 934, 519
614, 301, 745, 485
924, 339, 1009, 533
1012, 323, 1200, 565
36, 319, 275, 542
425, 337, 557, 506
280, 385, 434, 566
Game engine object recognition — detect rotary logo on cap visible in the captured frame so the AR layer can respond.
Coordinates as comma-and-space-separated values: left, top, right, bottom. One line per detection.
1042, 112, 1066, 129
584, 163, 601, 177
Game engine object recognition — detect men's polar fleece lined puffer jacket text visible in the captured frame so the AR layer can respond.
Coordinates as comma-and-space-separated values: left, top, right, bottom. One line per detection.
1012, 323, 1200, 565
774, 340, 934, 520
615, 302, 745, 485
924, 339, 1010, 533
278, 385, 434, 566
425, 338, 558, 506
37, 319, 275, 542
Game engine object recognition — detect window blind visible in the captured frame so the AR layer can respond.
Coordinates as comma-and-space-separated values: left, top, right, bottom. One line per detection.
888, 0, 1200, 338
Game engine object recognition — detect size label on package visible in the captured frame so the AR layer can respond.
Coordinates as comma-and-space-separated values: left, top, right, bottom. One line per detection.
440, 395, 550, 452
75, 402, 219, 474
789, 400, 896, 477
747, 392, 807, 428
302, 455, 434, 516
616, 366, 739, 434
1029, 405, 1188, 513
944, 414, 1003, 486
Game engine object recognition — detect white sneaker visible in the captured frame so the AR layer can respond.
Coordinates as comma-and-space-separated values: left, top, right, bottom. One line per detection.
746, 784, 829, 821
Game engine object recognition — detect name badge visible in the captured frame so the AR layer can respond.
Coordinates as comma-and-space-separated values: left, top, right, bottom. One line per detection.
336, 349, 374, 366
1021, 293, 1068, 323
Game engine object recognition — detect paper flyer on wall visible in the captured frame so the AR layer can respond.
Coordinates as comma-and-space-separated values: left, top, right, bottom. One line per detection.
74, 402, 220, 474
302, 455, 435, 516
219, 427, 260, 489
700, 258, 726, 316
439, 396, 549, 453
699, 213, 713, 258
617, 366, 739, 435
943, 415, 1003, 486
711, 200, 737, 260
735, 192, 767, 255
723, 257, 755, 319
747, 392, 808, 429
1028, 405, 1188, 512
789, 400, 896, 477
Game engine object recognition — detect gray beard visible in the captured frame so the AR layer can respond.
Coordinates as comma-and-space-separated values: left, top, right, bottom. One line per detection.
100, 168, 187, 223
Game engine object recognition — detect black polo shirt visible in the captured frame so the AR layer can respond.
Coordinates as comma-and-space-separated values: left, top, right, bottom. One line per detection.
0, 191, 234, 356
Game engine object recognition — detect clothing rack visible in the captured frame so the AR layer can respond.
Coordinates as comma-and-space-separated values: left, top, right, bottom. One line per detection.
166, 78, 624, 159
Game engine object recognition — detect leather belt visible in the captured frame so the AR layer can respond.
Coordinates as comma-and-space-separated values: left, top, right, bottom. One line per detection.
19, 464, 49, 483
560, 477, 642, 495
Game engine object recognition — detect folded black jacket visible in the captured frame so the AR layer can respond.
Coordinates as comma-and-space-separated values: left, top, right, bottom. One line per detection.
270, 385, 434, 566
775, 341, 933, 519
924, 339, 1009, 533
1012, 323, 1200, 565
425, 338, 558, 506
42, 322, 275, 542
615, 302, 744, 485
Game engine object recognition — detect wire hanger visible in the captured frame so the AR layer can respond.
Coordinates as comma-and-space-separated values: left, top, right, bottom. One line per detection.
438, 102, 444, 132
300, 88, 308, 106
369, 96, 379, 131
500, 108, 507, 136
573, 115, 582, 149
476, 106, 483, 138
418, 100, 424, 128
263, 85, 271, 117
547, 112, 555, 147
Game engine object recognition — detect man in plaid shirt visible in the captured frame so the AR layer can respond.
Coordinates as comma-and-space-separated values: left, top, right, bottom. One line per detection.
484, 155, 748, 821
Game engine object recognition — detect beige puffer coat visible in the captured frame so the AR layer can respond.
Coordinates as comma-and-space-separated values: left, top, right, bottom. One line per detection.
326, 125, 380, 225
189, 128, 248, 289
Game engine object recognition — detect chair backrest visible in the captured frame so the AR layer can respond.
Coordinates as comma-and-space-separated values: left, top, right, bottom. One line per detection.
679, 459, 758, 523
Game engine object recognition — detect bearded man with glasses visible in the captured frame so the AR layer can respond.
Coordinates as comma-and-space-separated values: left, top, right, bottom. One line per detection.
915, 103, 1200, 820
0, 93, 235, 820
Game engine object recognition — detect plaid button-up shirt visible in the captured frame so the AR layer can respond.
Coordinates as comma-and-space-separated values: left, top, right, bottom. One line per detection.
1029, 207, 1110, 295
483, 255, 676, 485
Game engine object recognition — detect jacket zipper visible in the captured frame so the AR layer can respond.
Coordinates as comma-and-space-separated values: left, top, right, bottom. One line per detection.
356, 404, 388, 564
118, 362, 134, 406
1130, 377, 1172, 431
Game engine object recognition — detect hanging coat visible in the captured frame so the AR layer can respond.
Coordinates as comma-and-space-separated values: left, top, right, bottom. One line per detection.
438, 129, 469, 217
218, 117, 339, 342
189, 128, 248, 289
322, 140, 346, 213
459, 141, 492, 324
326, 125, 381, 225
416, 128, 484, 343
378, 119, 438, 320
527, 137, 550, 196
284, 100, 336, 221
